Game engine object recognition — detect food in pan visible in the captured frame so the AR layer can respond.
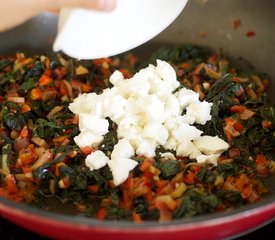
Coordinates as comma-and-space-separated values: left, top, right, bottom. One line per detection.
0, 45, 274, 221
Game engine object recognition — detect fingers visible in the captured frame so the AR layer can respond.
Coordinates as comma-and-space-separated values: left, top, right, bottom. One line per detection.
0, 0, 43, 31
43, 0, 117, 12
0, 0, 117, 32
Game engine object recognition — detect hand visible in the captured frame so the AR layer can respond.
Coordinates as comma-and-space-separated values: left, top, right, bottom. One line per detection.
0, 0, 116, 32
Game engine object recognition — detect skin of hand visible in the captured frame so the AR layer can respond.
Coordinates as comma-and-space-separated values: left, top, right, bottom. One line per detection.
0, 0, 116, 32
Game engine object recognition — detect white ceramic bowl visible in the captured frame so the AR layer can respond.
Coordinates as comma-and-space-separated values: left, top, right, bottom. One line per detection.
53, 0, 188, 59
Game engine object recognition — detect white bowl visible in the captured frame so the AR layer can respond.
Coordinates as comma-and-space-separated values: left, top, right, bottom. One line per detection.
53, 0, 188, 59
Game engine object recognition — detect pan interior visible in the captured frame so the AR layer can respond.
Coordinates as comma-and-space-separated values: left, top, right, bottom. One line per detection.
0, 0, 275, 226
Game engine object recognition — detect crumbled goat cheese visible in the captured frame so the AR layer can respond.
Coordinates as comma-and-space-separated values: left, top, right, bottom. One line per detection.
78, 114, 109, 135
108, 139, 138, 185
193, 136, 230, 155
196, 154, 220, 166
136, 138, 157, 157
74, 130, 103, 148
159, 152, 176, 160
175, 88, 199, 109
186, 101, 213, 125
69, 60, 229, 185
85, 150, 109, 170
176, 141, 197, 157
172, 123, 203, 142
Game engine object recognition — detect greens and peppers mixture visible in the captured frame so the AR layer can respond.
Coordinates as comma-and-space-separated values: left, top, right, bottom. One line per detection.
0, 45, 275, 222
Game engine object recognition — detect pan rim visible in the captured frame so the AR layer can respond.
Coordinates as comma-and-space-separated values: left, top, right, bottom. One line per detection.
1, 194, 275, 229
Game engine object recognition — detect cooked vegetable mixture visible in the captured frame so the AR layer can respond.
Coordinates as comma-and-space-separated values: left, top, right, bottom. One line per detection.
0, 45, 275, 222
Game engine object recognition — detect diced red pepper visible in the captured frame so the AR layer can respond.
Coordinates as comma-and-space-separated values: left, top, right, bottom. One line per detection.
38, 74, 52, 86
88, 185, 99, 193
96, 207, 107, 220
256, 154, 267, 165
72, 115, 79, 125
262, 120, 273, 129
5, 174, 19, 194
233, 122, 244, 132
59, 80, 69, 96
235, 174, 248, 191
180, 62, 191, 70
184, 171, 196, 184
18, 152, 33, 166
224, 117, 235, 124
81, 83, 93, 93
239, 109, 256, 120
30, 88, 43, 100
140, 158, 153, 172
228, 148, 241, 158
242, 185, 253, 199
53, 135, 69, 146
190, 165, 201, 173
256, 164, 269, 176
230, 105, 245, 113
19, 127, 29, 138
21, 104, 31, 113
132, 212, 142, 223
80, 146, 94, 155
246, 31, 256, 38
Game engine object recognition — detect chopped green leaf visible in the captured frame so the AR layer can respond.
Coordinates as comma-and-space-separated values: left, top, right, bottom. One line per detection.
33, 118, 62, 138
19, 78, 37, 93
157, 160, 179, 178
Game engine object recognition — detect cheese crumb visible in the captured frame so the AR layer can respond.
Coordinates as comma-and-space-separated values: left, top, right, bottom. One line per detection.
85, 150, 109, 170
196, 154, 220, 166
108, 139, 138, 185
74, 130, 103, 148
186, 101, 213, 125
193, 136, 230, 155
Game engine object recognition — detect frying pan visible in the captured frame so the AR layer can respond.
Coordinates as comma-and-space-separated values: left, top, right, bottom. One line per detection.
0, 0, 275, 239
